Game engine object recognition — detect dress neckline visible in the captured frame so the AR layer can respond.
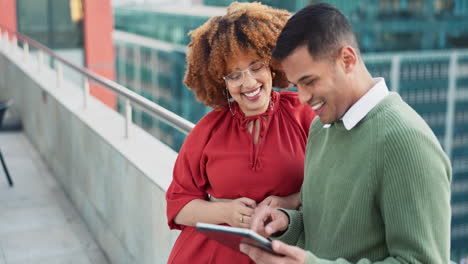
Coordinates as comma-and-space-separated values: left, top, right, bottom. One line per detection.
229, 91, 280, 171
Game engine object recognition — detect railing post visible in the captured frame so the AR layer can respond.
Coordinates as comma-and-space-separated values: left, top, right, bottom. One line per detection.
83, 78, 90, 109
3, 32, 9, 51
1, 32, 4, 51
37, 50, 44, 73
23, 42, 29, 61
125, 99, 132, 139
0, 29, 3, 50
444, 51, 458, 160
11, 36, 17, 55
390, 55, 401, 93
56, 61, 63, 88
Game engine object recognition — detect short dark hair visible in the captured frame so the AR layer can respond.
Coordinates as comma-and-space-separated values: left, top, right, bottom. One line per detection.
272, 3, 359, 62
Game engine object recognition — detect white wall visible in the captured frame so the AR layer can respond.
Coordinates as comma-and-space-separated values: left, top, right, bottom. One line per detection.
0, 39, 180, 264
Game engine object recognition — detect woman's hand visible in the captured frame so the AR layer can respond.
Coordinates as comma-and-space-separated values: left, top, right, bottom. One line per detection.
259, 192, 301, 210
222, 197, 257, 228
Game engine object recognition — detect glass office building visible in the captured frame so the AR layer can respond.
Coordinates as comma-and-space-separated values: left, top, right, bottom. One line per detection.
203, 0, 306, 12
114, 5, 226, 149
114, 30, 209, 151
364, 51, 468, 260
16, 0, 86, 86
113, 1, 468, 261
16, 0, 84, 49
205, 0, 468, 52
114, 5, 225, 46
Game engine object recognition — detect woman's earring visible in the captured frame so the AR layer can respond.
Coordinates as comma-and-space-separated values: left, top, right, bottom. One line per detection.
225, 88, 236, 116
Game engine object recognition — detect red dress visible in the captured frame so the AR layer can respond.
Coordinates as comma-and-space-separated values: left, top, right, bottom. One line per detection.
166, 91, 315, 264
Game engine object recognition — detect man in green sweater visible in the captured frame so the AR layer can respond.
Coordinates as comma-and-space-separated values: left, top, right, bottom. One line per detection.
240, 3, 452, 264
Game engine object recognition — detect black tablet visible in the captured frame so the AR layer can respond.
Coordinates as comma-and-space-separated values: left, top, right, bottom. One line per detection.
195, 222, 280, 256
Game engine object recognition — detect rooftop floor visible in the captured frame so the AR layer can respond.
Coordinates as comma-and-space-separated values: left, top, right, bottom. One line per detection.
0, 132, 109, 264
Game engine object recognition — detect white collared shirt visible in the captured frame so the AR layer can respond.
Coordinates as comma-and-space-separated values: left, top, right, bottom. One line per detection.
323, 77, 389, 130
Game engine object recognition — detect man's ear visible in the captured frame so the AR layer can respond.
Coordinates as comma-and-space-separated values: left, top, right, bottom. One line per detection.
338, 45, 358, 73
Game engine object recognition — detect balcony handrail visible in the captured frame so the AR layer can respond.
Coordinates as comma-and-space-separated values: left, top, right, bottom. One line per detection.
0, 25, 195, 136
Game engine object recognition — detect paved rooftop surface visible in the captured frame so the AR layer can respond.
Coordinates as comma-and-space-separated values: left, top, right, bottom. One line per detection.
0, 132, 110, 264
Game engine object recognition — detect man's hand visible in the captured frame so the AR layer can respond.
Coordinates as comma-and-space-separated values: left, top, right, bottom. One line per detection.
250, 205, 289, 237
259, 192, 301, 210
240, 240, 307, 264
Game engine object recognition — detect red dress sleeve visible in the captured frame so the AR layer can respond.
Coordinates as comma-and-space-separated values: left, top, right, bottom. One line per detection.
165, 111, 223, 230
278, 91, 316, 135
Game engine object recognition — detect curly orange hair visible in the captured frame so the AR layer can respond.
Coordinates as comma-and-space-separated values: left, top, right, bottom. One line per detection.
184, 2, 290, 108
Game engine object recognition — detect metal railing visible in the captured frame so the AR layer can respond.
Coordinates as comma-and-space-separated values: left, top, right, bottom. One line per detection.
0, 26, 194, 138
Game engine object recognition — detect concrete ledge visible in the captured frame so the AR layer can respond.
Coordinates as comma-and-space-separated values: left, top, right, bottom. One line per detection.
0, 45, 180, 263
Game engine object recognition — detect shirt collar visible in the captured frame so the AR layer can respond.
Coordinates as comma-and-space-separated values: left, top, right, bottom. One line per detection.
323, 77, 389, 130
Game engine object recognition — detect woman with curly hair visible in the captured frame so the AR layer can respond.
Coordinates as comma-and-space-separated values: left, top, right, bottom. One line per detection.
166, 2, 316, 263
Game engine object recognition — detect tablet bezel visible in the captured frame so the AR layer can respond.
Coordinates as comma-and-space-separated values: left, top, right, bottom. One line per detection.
195, 222, 278, 255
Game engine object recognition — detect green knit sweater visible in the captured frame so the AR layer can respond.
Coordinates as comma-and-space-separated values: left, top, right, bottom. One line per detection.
277, 93, 452, 264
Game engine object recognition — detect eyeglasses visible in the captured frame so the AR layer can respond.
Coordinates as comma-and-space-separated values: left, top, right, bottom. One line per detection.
222, 61, 268, 87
